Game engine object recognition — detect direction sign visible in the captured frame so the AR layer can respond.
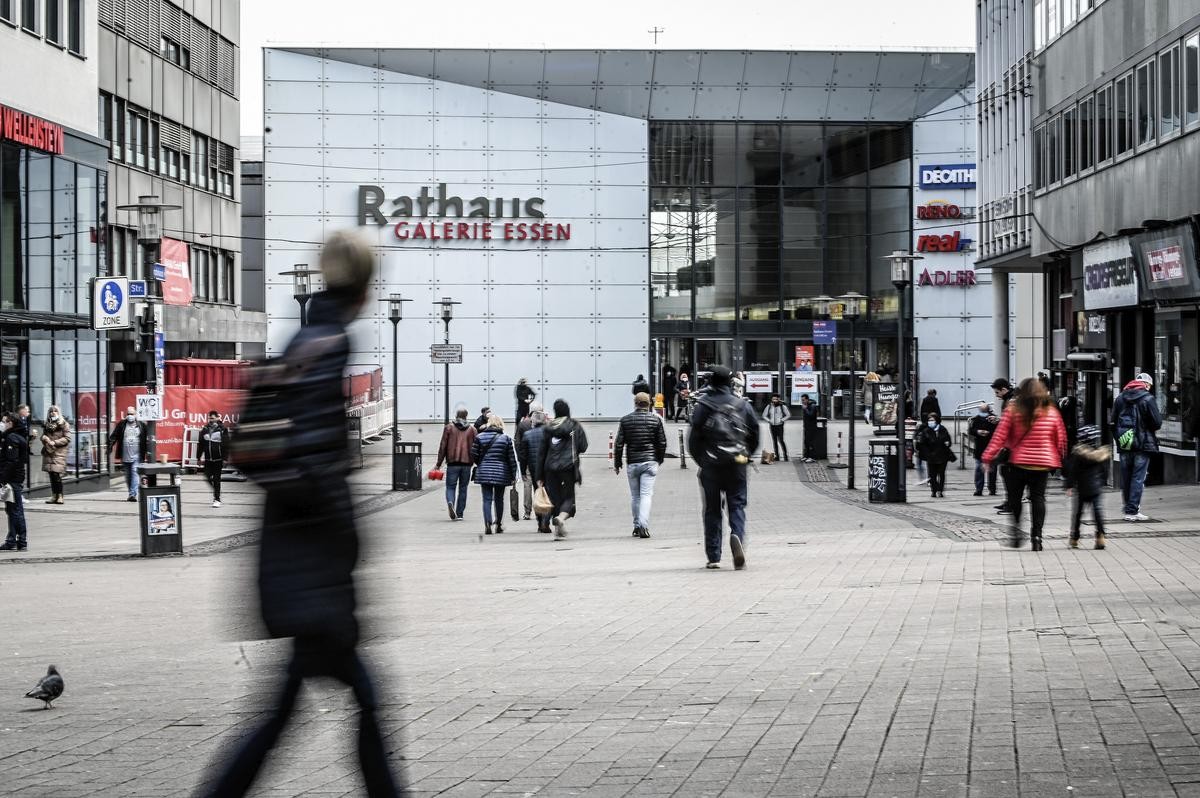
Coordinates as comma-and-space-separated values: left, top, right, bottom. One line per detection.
135, 393, 164, 422
153, 263, 166, 281
92, 276, 131, 330
812, 320, 837, 345
430, 343, 463, 364
129, 280, 147, 298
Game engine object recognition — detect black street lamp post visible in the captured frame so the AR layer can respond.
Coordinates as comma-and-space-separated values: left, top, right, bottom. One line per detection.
280, 264, 319, 326
434, 297, 461, 425
383, 294, 411, 490
885, 251, 922, 502
838, 291, 867, 490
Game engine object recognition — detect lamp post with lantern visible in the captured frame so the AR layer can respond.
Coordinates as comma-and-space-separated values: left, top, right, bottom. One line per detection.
838, 291, 867, 490
383, 294, 411, 473
885, 250, 923, 500
434, 297, 461, 425
279, 264, 319, 326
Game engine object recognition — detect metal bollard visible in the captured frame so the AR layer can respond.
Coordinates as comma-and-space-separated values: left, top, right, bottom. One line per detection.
836, 431, 843, 462
608, 431, 614, 461
679, 428, 687, 469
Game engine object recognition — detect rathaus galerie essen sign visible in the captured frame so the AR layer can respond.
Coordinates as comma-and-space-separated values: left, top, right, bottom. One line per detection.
357, 184, 573, 242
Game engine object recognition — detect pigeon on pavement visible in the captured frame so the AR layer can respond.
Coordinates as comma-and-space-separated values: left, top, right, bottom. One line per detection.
25, 665, 64, 709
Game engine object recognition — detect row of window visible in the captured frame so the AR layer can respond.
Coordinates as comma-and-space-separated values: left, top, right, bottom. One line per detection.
0, 0, 84, 55
1033, 0, 1109, 53
99, 92, 236, 198
109, 227, 235, 304
99, 0, 237, 98
1034, 31, 1200, 191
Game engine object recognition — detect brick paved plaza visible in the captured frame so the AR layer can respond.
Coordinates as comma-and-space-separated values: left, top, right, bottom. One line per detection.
4, 422, 1200, 797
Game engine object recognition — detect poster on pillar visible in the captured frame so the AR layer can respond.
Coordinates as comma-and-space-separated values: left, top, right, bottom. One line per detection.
159, 238, 194, 306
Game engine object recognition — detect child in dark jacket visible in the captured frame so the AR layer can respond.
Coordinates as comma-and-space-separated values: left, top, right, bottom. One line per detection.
1063, 425, 1110, 550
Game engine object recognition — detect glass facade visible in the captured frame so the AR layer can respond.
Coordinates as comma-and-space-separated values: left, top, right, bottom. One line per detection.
0, 141, 110, 487
650, 121, 912, 328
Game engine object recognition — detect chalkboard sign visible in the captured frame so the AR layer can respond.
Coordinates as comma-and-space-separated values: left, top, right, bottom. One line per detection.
867, 453, 889, 502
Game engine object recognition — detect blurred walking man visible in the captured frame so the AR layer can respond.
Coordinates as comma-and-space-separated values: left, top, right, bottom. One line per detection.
203, 232, 399, 797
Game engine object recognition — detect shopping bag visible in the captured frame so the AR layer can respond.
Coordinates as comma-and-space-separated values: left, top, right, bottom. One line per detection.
532, 485, 553, 516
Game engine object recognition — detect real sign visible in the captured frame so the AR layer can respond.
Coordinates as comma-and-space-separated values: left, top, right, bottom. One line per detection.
1083, 238, 1138, 310
92, 277, 131, 330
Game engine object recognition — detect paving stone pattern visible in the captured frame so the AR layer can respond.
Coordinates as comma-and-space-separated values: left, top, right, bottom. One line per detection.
2, 424, 1200, 797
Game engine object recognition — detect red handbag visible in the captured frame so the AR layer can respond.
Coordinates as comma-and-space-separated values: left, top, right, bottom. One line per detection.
427, 469, 445, 481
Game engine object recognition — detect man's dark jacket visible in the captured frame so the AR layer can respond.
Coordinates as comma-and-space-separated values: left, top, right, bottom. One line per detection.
258, 290, 360, 648
688, 386, 760, 469
0, 430, 27, 484
199, 421, 229, 462
614, 409, 667, 468
968, 413, 998, 459
1111, 384, 1163, 453
107, 418, 148, 462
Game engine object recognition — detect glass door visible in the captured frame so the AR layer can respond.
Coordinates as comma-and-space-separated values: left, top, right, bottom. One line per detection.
696, 339, 733, 388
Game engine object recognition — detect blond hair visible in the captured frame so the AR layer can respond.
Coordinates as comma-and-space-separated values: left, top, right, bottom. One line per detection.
319, 230, 375, 295
485, 414, 505, 431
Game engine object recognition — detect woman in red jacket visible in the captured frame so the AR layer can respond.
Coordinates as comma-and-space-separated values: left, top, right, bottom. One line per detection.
983, 377, 1067, 551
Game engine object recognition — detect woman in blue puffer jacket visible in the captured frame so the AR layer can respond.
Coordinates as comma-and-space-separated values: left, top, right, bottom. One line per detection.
471, 414, 519, 535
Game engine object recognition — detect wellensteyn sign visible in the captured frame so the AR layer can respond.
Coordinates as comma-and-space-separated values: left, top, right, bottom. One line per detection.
1082, 238, 1138, 310
357, 184, 572, 242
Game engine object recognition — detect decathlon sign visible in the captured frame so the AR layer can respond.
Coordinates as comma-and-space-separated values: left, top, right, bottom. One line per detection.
919, 163, 977, 190
357, 184, 571, 242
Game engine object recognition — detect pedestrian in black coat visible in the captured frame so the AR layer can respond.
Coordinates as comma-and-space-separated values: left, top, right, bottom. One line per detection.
919, 389, 941, 423
0, 414, 28, 551
203, 232, 399, 796
1063, 425, 1110, 549
514, 379, 535, 424
916, 412, 954, 498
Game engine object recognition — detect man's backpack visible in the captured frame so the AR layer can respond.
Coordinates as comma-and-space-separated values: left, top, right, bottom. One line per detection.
698, 399, 751, 466
1115, 398, 1141, 452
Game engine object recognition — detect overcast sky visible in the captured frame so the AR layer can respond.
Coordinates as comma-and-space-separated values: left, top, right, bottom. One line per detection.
240, 0, 975, 134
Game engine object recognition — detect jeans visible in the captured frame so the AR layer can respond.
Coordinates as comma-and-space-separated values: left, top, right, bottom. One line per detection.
1008, 466, 1049, 540
626, 461, 658, 529
544, 467, 577, 519
768, 425, 788, 459
1120, 452, 1150, 514
974, 458, 997, 494
4, 482, 26, 546
481, 484, 505, 526
699, 465, 748, 564
204, 459, 223, 501
1072, 492, 1105, 538
124, 455, 140, 498
203, 636, 398, 797
928, 462, 946, 495
444, 463, 470, 518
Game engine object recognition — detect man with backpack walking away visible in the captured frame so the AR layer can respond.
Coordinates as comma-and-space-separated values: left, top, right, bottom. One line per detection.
1111, 372, 1162, 522
688, 366, 759, 570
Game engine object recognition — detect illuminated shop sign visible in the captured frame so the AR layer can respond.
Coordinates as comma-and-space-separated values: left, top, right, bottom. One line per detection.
917, 268, 977, 287
918, 163, 976, 189
916, 231, 974, 253
1082, 238, 1138, 310
356, 184, 571, 242
0, 104, 65, 155
916, 201, 975, 220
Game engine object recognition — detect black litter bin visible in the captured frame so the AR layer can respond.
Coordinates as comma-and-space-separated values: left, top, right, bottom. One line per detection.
393, 441, 422, 491
810, 417, 829, 460
137, 463, 184, 555
867, 439, 905, 503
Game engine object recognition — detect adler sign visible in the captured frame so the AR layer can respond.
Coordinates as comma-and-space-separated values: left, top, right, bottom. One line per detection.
357, 184, 571, 242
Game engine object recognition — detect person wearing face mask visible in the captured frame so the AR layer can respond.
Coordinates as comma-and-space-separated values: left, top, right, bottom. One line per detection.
915, 411, 954, 498
199, 410, 230, 508
108, 406, 148, 502
761, 394, 791, 462
40, 405, 71, 505
968, 402, 999, 497
0, 413, 29, 551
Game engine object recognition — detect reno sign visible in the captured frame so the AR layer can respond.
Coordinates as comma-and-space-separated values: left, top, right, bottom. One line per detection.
919, 163, 976, 190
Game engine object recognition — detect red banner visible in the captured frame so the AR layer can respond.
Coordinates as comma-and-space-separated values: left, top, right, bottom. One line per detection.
160, 237, 193, 306
71, 391, 109, 433
184, 389, 244, 428
114, 385, 188, 462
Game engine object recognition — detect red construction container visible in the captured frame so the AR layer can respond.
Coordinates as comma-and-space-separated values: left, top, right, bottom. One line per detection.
165, 359, 251, 390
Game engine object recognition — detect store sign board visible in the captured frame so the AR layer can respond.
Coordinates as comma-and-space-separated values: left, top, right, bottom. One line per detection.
916, 231, 974, 252
1131, 225, 1200, 301
917, 268, 977, 287
1082, 238, 1138, 310
918, 163, 976, 189
1075, 311, 1107, 349
916, 202, 975, 220
357, 184, 571, 243
0, 104, 65, 155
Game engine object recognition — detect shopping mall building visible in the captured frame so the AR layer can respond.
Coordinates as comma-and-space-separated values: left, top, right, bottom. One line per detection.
262, 47, 984, 419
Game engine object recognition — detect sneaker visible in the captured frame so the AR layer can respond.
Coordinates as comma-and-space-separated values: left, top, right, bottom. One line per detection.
706, 562, 721, 569
16, 544, 26, 551
916, 478, 929, 486
0, 542, 15, 551
639, 527, 651, 539
523, 513, 532, 521
632, 527, 641, 537
1124, 513, 1150, 522
973, 491, 983, 497
552, 515, 565, 539
447, 502, 457, 521
495, 521, 504, 534
993, 502, 1008, 511
730, 535, 746, 570
127, 496, 137, 502
212, 500, 221, 508
996, 508, 1012, 515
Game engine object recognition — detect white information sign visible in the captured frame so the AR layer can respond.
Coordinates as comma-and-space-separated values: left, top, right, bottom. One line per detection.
92, 277, 132, 330
745, 372, 774, 393
791, 372, 819, 404
135, 394, 164, 422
